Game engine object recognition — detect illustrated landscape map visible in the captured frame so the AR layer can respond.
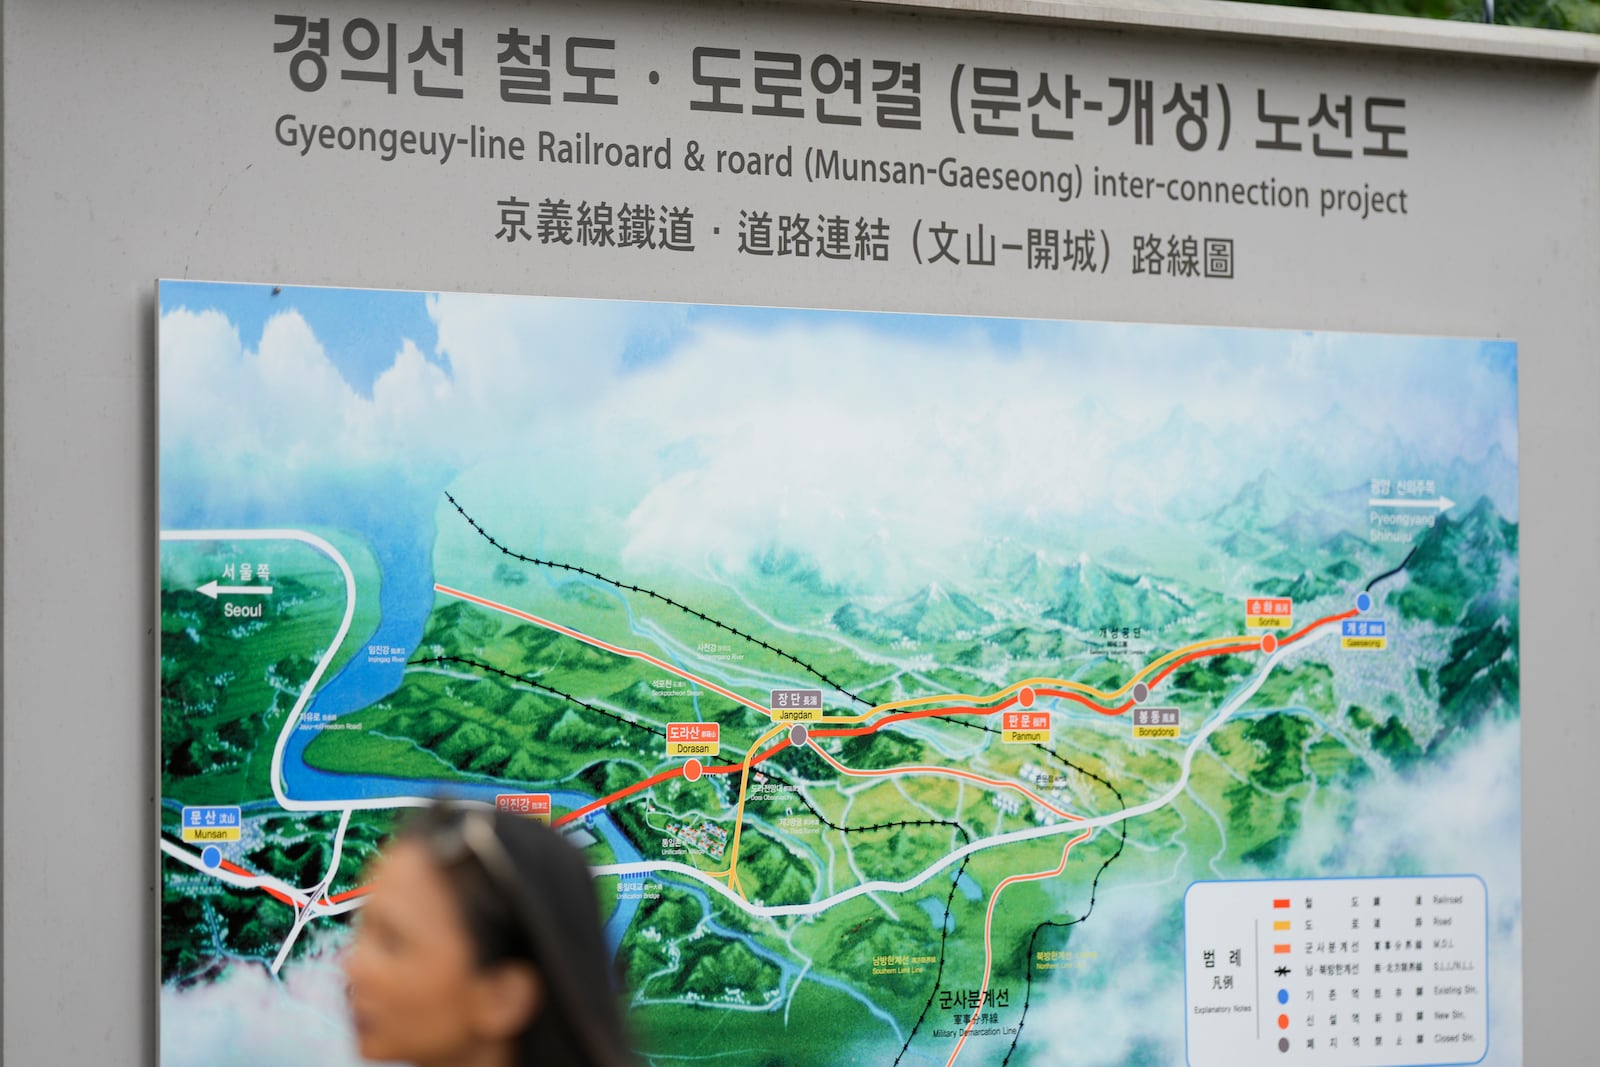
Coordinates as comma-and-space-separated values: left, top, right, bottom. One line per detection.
159, 282, 1520, 1066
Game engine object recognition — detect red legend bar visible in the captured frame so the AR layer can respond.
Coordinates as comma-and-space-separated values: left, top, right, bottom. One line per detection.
1272, 898, 1291, 909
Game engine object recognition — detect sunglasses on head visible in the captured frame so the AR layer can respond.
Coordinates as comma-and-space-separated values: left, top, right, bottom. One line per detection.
420, 805, 624, 1067
425, 806, 527, 912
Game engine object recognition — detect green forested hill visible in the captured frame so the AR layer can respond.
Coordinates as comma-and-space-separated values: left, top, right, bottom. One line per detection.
1244, 0, 1600, 32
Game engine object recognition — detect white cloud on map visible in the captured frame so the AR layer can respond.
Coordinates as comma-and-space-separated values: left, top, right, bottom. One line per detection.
1280, 719, 1523, 1065
1004, 886, 1186, 1065
159, 932, 363, 1067
160, 295, 1517, 584
599, 320, 1515, 585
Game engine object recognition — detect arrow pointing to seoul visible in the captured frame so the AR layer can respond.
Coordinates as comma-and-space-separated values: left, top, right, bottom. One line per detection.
197, 581, 275, 600
1367, 496, 1455, 513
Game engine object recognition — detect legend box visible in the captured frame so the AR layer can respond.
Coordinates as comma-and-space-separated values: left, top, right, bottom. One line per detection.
1184, 875, 1488, 1066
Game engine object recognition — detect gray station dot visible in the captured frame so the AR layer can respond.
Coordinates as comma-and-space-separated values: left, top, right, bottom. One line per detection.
1131, 681, 1149, 704
789, 723, 810, 747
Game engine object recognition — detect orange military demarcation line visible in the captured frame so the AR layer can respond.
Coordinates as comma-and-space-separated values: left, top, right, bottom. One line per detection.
945, 828, 1093, 1067
434, 583, 772, 715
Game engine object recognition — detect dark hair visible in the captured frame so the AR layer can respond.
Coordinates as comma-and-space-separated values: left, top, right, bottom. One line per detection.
397, 805, 634, 1067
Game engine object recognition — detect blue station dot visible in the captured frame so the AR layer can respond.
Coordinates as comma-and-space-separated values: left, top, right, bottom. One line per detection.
201, 845, 222, 869
1277, 988, 1289, 1005
1356, 591, 1372, 613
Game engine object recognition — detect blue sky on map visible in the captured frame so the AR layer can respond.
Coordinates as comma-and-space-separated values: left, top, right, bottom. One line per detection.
159, 283, 1517, 582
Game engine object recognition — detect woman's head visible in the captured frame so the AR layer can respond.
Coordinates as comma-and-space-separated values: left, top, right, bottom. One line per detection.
344, 804, 631, 1067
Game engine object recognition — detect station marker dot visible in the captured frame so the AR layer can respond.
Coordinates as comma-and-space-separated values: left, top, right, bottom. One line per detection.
1277, 988, 1289, 1005
1261, 633, 1279, 654
1278, 1037, 1290, 1052
789, 723, 810, 747
1277, 1014, 1290, 1030
1131, 681, 1149, 704
683, 758, 703, 782
201, 846, 221, 869
1018, 686, 1035, 708
1356, 591, 1373, 613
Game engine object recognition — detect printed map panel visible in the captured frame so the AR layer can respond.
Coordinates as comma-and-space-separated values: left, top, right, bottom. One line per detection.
158, 283, 1519, 1066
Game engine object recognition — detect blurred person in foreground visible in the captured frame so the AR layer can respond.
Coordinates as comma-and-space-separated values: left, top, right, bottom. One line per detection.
344, 803, 634, 1067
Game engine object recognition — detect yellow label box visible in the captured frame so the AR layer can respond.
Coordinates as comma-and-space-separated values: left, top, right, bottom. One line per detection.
182, 826, 241, 842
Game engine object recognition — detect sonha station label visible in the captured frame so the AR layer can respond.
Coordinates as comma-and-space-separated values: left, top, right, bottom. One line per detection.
1245, 597, 1293, 628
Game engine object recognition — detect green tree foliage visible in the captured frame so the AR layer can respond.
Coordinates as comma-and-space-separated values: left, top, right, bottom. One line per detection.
1242, 0, 1600, 32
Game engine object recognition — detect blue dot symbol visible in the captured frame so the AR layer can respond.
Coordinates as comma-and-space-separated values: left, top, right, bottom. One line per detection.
202, 846, 222, 869
1356, 592, 1372, 613
1277, 988, 1289, 1005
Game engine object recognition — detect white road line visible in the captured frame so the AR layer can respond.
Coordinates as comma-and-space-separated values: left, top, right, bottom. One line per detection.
160, 528, 439, 813
271, 809, 353, 974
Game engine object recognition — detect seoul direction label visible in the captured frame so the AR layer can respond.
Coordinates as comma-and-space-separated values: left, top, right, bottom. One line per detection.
666, 721, 720, 756
181, 806, 241, 842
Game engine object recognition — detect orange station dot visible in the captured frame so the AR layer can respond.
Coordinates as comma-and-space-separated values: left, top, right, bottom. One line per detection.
1261, 633, 1279, 655
1018, 686, 1035, 708
1277, 1014, 1290, 1030
684, 758, 703, 782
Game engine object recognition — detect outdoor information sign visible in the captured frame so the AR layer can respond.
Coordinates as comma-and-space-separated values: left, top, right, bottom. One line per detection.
15, 0, 1600, 1065
143, 3, 1546, 1064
